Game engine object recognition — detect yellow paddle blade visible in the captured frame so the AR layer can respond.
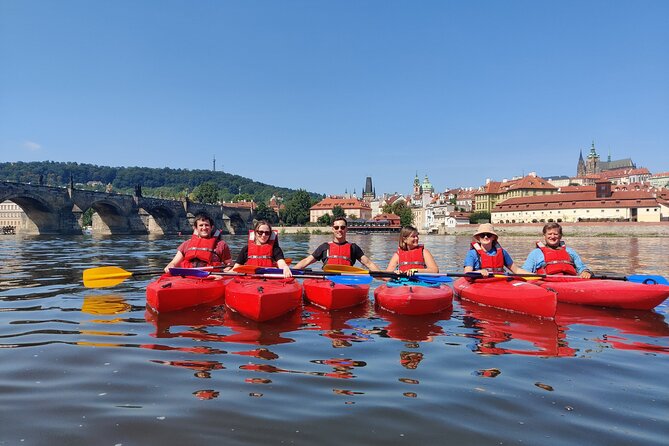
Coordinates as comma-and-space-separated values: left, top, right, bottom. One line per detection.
323, 264, 368, 274
83, 266, 133, 288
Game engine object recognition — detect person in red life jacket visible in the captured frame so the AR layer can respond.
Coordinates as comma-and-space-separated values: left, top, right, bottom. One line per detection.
463, 223, 531, 277
522, 222, 592, 278
233, 220, 293, 278
293, 217, 380, 271
384, 225, 439, 276
164, 212, 232, 273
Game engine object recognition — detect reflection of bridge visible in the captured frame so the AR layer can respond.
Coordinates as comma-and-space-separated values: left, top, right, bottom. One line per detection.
0, 181, 253, 235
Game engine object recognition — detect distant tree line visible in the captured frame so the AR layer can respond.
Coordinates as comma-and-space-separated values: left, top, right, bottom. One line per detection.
0, 161, 322, 206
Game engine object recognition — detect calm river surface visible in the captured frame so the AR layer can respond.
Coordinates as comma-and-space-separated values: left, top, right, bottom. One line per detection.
1, 233, 668, 445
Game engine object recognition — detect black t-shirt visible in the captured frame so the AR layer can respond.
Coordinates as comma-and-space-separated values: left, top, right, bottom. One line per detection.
235, 244, 286, 265
311, 241, 366, 266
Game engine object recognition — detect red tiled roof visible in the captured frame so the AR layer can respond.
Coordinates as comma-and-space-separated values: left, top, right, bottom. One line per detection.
495, 190, 659, 211
310, 197, 371, 210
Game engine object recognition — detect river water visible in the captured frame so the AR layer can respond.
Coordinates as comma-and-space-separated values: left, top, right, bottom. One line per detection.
1, 233, 668, 445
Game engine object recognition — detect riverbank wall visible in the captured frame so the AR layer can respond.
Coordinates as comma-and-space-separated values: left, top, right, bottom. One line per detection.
277, 222, 669, 237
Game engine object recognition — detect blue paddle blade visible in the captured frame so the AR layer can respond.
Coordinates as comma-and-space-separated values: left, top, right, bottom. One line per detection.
627, 274, 669, 285
169, 267, 210, 277
413, 274, 453, 283
327, 275, 373, 285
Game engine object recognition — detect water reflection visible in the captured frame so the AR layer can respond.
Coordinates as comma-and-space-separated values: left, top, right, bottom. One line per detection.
374, 306, 452, 342
1, 233, 669, 444
460, 299, 669, 357
302, 302, 373, 348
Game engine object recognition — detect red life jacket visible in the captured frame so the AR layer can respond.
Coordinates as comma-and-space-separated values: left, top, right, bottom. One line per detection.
536, 241, 577, 275
397, 245, 426, 272
182, 230, 222, 268
246, 230, 278, 266
472, 242, 506, 273
325, 242, 352, 266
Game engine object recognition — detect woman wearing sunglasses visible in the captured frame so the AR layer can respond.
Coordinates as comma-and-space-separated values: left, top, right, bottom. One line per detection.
463, 223, 531, 277
233, 220, 292, 278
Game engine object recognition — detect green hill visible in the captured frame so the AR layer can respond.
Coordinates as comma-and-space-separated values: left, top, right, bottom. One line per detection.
0, 161, 321, 203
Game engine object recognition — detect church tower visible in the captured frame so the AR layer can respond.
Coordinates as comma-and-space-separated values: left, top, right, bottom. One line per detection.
586, 141, 600, 175
413, 173, 422, 198
362, 176, 375, 202
577, 149, 586, 176
422, 174, 434, 195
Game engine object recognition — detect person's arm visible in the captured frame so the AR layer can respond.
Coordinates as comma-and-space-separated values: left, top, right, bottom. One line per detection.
359, 255, 380, 271
568, 247, 592, 278
164, 251, 184, 273
421, 248, 439, 273
463, 250, 488, 276
215, 241, 233, 270
504, 252, 533, 275
294, 255, 316, 270
521, 249, 543, 273
233, 246, 248, 268
385, 253, 400, 272
272, 246, 293, 278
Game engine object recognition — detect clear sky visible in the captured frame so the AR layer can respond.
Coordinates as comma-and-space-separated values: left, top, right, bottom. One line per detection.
1, 0, 667, 196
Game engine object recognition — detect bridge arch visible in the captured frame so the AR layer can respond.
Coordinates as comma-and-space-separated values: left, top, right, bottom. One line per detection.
0, 191, 77, 234
85, 199, 134, 235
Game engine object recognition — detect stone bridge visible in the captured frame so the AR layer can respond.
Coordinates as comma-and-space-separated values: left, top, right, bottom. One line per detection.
0, 181, 253, 235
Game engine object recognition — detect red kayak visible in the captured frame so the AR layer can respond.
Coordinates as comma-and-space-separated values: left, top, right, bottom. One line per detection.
146, 274, 228, 313
453, 277, 557, 318
535, 276, 669, 310
373, 281, 453, 315
225, 277, 303, 322
303, 278, 370, 310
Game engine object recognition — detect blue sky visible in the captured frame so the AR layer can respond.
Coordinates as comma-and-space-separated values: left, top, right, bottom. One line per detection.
1, 0, 668, 196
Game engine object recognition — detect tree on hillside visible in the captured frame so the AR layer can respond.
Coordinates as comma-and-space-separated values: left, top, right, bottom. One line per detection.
281, 189, 313, 225
191, 182, 219, 204
233, 193, 254, 202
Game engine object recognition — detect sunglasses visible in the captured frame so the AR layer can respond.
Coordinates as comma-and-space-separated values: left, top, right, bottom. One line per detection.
256, 230, 271, 236
478, 233, 494, 239
333, 225, 347, 230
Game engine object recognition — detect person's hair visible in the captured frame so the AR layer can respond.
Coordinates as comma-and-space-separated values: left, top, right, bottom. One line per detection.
542, 222, 563, 235
332, 217, 348, 227
192, 212, 214, 227
254, 219, 272, 232
398, 225, 418, 250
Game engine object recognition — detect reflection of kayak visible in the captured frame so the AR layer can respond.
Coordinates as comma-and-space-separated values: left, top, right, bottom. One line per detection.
535, 276, 669, 310
303, 302, 371, 331
376, 306, 451, 342
146, 274, 228, 313
459, 298, 573, 357
373, 281, 453, 315
555, 303, 669, 338
303, 278, 370, 310
225, 277, 303, 322
453, 277, 556, 318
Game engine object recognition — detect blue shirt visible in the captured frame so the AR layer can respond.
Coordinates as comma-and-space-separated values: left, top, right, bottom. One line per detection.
522, 246, 589, 274
463, 246, 515, 270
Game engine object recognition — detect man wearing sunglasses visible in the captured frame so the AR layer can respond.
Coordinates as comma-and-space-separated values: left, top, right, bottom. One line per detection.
294, 217, 380, 271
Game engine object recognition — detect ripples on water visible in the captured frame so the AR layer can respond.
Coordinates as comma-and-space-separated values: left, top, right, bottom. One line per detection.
0, 233, 668, 445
